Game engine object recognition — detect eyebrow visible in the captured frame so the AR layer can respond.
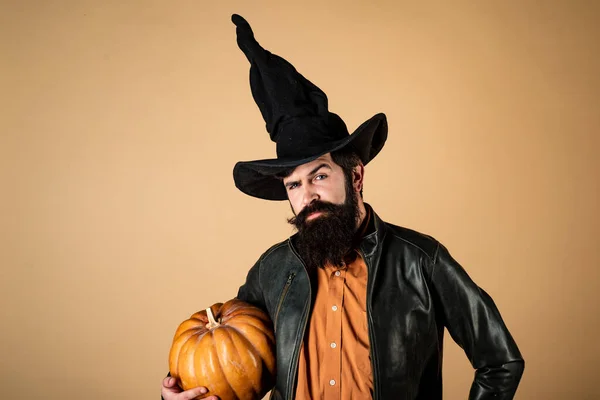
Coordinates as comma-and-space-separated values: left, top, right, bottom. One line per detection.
284, 163, 332, 188
308, 163, 331, 176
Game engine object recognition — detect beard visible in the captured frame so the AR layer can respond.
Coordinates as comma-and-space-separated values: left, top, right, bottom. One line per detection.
287, 180, 361, 271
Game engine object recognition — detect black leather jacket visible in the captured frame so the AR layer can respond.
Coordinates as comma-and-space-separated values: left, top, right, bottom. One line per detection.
237, 206, 524, 400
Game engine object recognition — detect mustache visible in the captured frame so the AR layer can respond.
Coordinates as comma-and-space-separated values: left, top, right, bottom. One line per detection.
287, 201, 341, 226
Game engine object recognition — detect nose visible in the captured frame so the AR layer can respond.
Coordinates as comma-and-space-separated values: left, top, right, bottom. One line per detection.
301, 185, 319, 208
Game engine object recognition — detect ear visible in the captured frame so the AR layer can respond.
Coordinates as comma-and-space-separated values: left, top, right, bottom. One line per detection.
352, 163, 365, 193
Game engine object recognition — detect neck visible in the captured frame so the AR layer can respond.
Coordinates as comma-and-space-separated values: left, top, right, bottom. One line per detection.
355, 199, 367, 231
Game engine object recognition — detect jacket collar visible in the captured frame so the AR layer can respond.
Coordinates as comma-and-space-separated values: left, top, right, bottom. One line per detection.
359, 203, 386, 258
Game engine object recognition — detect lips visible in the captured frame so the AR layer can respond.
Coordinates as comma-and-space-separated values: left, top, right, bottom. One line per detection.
307, 211, 324, 220
295, 201, 337, 225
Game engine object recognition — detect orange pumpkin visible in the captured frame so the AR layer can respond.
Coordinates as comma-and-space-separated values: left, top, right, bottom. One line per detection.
168, 299, 276, 400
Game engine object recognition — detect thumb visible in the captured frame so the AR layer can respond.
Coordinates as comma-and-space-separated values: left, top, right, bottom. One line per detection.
163, 376, 176, 387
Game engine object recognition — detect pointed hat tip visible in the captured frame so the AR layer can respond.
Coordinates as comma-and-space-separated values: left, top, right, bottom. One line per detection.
231, 13, 244, 25
231, 13, 262, 61
231, 14, 254, 37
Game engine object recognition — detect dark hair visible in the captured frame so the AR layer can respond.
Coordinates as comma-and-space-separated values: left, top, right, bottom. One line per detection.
331, 146, 364, 198
276, 146, 364, 197
330, 146, 362, 175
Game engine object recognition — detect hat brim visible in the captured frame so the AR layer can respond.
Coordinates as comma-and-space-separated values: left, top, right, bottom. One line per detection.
233, 113, 388, 200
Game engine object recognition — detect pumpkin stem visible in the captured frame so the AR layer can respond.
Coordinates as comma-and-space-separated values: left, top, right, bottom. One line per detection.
205, 307, 221, 330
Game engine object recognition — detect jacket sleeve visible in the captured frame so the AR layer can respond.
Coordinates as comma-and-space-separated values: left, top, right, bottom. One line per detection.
431, 242, 525, 400
236, 256, 268, 311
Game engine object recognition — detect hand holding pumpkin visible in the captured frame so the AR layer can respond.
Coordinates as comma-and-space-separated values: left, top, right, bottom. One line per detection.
161, 376, 218, 400
168, 299, 276, 400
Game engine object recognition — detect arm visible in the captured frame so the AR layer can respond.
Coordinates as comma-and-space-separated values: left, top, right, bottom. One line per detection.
236, 256, 268, 311
431, 242, 525, 399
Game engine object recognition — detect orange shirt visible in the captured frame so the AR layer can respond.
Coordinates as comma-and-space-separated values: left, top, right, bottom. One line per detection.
294, 212, 373, 399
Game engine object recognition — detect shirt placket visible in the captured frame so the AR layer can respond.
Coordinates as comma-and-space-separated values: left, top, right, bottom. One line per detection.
324, 265, 347, 399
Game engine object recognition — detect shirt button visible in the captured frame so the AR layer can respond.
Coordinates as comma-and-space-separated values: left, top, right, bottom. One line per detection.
331, 305, 338, 311
329, 379, 336, 386
334, 271, 341, 277
330, 342, 337, 349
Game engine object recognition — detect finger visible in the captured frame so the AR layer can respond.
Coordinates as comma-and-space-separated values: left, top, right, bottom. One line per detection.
181, 387, 208, 399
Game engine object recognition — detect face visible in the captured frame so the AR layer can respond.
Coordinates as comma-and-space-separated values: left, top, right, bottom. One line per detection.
283, 153, 355, 218
282, 153, 365, 270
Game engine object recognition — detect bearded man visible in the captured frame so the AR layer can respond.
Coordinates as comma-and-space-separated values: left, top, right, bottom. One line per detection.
161, 14, 524, 400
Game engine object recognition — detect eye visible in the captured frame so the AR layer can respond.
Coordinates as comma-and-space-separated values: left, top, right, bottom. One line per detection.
286, 182, 299, 191
314, 174, 327, 181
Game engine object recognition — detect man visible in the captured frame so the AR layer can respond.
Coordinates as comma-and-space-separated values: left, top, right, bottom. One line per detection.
162, 14, 524, 400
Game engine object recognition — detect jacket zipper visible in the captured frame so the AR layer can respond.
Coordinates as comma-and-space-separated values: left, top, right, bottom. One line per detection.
274, 272, 296, 327
287, 245, 311, 400
359, 248, 381, 400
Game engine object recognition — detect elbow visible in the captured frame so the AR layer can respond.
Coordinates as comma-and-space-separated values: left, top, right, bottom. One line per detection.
502, 358, 525, 390
507, 358, 525, 380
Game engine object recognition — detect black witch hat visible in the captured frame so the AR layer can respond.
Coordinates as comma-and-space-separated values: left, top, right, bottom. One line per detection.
232, 14, 387, 201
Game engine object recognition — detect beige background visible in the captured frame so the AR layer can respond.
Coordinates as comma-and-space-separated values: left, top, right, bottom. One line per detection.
1, 1, 599, 399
